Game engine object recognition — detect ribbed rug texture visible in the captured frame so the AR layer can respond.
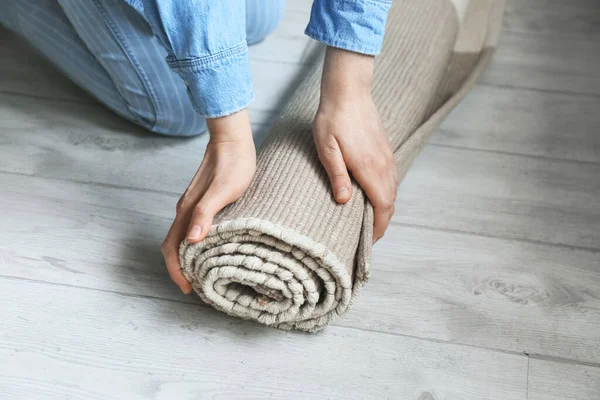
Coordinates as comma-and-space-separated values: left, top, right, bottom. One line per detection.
180, 0, 505, 332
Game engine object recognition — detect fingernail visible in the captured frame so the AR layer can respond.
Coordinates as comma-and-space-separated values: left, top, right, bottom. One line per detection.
182, 287, 192, 295
336, 187, 350, 200
187, 225, 202, 240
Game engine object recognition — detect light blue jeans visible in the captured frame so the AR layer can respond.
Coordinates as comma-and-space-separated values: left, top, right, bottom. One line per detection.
0, 0, 285, 136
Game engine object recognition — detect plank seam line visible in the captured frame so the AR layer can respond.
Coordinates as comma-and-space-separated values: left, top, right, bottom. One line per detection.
501, 27, 600, 41
527, 352, 600, 369
0, 90, 96, 105
477, 82, 600, 100
0, 90, 283, 119
3, 274, 600, 369
428, 141, 600, 166
526, 355, 530, 400
1, 170, 599, 254
390, 221, 600, 254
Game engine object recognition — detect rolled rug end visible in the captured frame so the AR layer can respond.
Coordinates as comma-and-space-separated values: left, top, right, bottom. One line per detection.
179, 217, 355, 332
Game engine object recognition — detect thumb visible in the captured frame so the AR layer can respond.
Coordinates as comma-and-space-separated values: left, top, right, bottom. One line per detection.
186, 181, 235, 243
317, 138, 352, 204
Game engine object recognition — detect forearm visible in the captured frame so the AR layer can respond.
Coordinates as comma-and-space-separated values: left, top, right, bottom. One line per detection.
137, 0, 254, 119
320, 47, 374, 108
305, 0, 392, 56
206, 109, 252, 143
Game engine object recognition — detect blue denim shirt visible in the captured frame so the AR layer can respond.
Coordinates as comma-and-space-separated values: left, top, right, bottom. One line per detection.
125, 0, 392, 119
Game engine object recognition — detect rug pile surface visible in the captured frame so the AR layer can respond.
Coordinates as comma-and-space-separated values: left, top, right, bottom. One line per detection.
180, 0, 505, 332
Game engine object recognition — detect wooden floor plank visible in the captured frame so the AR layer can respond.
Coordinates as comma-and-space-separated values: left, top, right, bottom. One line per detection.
480, 30, 600, 95
528, 359, 600, 400
0, 172, 181, 301
0, 29, 91, 102
435, 84, 600, 163
351, 224, 600, 364
0, 278, 528, 400
504, 0, 600, 36
395, 145, 600, 250
2, 172, 599, 364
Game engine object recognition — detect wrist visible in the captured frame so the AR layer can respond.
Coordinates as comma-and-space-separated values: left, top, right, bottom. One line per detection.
206, 109, 253, 144
320, 47, 374, 107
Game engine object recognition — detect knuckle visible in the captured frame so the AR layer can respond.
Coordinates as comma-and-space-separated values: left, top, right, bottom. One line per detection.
379, 197, 395, 211
387, 158, 395, 170
175, 199, 184, 214
176, 193, 191, 214
193, 203, 208, 216
160, 242, 170, 255
360, 154, 376, 169
322, 141, 339, 158
330, 168, 348, 180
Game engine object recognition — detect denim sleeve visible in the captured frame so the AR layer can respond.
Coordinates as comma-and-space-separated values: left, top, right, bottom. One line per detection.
136, 0, 253, 118
305, 0, 392, 56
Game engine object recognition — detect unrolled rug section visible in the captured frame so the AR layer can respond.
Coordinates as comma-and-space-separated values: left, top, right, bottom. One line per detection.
180, 0, 505, 332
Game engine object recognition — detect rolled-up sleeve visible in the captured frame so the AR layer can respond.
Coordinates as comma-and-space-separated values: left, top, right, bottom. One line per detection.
137, 0, 253, 118
305, 0, 392, 56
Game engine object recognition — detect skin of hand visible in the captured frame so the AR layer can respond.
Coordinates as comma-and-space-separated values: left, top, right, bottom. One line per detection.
161, 109, 256, 294
163, 48, 397, 293
313, 46, 399, 243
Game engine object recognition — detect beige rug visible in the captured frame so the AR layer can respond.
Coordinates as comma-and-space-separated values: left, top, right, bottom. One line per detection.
180, 0, 505, 332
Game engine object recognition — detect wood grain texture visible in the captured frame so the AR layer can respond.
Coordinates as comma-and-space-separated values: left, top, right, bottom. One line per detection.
504, 0, 600, 36
0, 278, 528, 400
0, 172, 181, 301
0, 29, 92, 102
434, 85, 600, 162
2, 172, 599, 364
480, 30, 600, 95
395, 145, 600, 250
528, 359, 600, 400
350, 223, 600, 364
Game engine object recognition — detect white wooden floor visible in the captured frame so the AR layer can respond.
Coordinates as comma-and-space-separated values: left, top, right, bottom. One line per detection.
1, 1, 599, 399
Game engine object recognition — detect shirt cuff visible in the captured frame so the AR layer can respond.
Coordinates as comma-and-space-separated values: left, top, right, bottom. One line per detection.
167, 42, 254, 119
305, 0, 392, 56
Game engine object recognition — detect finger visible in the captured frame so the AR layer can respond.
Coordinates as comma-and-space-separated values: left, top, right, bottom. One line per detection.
374, 161, 398, 242
162, 218, 193, 294
372, 202, 394, 243
316, 137, 352, 203
353, 162, 395, 243
186, 181, 237, 243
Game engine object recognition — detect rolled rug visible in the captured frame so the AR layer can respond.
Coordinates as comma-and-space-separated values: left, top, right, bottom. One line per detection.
180, 0, 505, 332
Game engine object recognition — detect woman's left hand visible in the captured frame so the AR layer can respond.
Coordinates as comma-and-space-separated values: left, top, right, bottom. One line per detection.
312, 47, 399, 243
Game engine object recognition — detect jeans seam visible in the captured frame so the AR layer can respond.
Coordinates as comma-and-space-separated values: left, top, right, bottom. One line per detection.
166, 41, 249, 71
90, 0, 161, 131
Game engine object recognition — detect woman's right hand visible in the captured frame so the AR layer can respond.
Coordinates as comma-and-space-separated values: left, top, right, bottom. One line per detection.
161, 109, 257, 294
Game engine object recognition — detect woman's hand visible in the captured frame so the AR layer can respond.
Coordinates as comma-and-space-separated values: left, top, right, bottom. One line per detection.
313, 47, 398, 243
161, 109, 256, 293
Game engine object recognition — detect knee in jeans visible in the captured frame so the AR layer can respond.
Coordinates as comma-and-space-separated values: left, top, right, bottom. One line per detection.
127, 102, 207, 138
